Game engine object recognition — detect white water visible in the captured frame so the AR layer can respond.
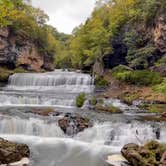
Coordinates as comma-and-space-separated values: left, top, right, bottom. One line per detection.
0, 70, 165, 166
6, 70, 94, 93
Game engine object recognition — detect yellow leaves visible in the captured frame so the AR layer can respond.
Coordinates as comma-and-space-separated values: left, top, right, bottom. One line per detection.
0, 0, 23, 27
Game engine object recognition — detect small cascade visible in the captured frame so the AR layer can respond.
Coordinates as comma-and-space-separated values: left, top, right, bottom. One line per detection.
0, 93, 76, 107
0, 116, 64, 137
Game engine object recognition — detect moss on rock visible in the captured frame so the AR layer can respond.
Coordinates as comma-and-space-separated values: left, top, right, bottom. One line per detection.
0, 68, 13, 82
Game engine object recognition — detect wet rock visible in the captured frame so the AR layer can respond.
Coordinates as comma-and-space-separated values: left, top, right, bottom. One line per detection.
95, 104, 123, 113
121, 140, 166, 166
58, 114, 92, 135
0, 138, 30, 164
31, 108, 54, 116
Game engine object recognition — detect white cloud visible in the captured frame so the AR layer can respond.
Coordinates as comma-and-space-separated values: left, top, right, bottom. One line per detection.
32, 0, 96, 34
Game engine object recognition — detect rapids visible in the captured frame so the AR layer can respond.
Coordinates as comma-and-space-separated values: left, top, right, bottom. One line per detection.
0, 70, 165, 166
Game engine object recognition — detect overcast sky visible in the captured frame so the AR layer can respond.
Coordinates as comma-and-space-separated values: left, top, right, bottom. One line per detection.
32, 0, 96, 34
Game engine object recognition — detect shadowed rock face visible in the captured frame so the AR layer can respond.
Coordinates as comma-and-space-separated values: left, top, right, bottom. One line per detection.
0, 28, 54, 71
0, 138, 30, 164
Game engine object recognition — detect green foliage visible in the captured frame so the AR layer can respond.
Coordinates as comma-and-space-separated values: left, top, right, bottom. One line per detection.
124, 29, 156, 69
94, 75, 109, 88
76, 93, 86, 108
0, 0, 22, 27
54, 0, 166, 69
153, 78, 166, 93
113, 70, 163, 86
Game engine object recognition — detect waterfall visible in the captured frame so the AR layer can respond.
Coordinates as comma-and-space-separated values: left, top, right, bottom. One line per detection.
6, 70, 94, 93
0, 70, 165, 166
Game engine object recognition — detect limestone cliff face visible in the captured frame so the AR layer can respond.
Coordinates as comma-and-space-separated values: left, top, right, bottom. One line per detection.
0, 28, 54, 71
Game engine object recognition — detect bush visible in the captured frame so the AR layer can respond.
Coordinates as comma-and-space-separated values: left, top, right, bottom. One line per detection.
113, 70, 163, 86
94, 76, 109, 88
76, 93, 86, 108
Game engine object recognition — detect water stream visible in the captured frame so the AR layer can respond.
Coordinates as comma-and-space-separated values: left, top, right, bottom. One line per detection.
0, 70, 165, 166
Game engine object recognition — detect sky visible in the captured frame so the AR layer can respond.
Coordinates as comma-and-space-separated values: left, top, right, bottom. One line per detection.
32, 0, 97, 34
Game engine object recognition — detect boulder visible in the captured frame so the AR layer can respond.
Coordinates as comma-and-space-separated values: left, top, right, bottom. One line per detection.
58, 114, 92, 135
0, 138, 30, 165
121, 140, 166, 166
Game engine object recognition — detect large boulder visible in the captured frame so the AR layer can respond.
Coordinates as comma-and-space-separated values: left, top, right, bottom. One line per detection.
0, 138, 30, 164
121, 140, 166, 166
58, 114, 92, 135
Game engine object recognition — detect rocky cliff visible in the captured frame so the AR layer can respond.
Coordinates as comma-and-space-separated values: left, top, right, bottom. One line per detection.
0, 28, 54, 72
103, 11, 166, 73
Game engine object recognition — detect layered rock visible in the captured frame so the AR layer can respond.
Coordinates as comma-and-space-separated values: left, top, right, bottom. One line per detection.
0, 28, 54, 72
0, 138, 30, 165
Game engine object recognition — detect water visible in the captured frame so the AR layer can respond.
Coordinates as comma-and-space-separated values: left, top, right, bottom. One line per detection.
0, 70, 165, 166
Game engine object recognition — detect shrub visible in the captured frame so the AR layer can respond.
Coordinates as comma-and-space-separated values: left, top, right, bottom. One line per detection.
94, 75, 109, 88
113, 70, 163, 86
76, 93, 86, 108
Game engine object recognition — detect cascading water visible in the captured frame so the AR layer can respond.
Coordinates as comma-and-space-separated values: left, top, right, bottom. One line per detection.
0, 70, 165, 166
